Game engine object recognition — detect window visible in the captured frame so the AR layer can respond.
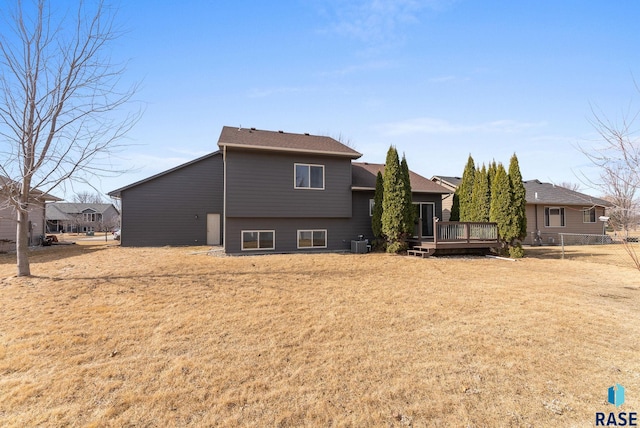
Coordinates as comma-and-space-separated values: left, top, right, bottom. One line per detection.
583, 207, 596, 223
297, 230, 327, 248
295, 163, 324, 189
241, 230, 275, 251
369, 199, 375, 216
545, 207, 565, 227
82, 212, 102, 222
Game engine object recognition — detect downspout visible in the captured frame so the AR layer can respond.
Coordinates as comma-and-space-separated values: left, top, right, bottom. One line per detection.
222, 144, 227, 252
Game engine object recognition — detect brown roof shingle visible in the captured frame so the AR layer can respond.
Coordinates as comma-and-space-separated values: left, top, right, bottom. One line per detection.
524, 180, 611, 206
217, 126, 362, 158
352, 162, 451, 194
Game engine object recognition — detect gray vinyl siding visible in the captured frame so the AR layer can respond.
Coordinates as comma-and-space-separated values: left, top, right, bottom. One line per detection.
226, 217, 358, 254
120, 154, 223, 246
225, 148, 352, 218
524, 204, 607, 245
225, 191, 444, 254
0, 202, 46, 249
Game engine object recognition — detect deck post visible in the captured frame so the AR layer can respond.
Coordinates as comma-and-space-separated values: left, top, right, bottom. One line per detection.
418, 218, 423, 241
433, 217, 439, 245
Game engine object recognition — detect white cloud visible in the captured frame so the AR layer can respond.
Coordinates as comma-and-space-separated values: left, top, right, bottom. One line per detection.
379, 117, 547, 136
317, 0, 453, 45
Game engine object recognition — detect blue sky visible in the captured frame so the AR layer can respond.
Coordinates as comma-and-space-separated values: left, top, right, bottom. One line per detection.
93, 0, 639, 198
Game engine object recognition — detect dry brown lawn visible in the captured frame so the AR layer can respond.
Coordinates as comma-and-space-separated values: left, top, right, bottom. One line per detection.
1, 242, 639, 427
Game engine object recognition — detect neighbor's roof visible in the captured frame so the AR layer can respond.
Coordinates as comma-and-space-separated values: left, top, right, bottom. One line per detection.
352, 162, 451, 194
217, 126, 362, 159
46, 203, 119, 221
524, 180, 611, 206
431, 175, 461, 188
0, 175, 61, 202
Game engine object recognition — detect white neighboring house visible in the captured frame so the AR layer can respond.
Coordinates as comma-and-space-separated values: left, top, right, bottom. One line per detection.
46, 203, 120, 233
0, 177, 62, 250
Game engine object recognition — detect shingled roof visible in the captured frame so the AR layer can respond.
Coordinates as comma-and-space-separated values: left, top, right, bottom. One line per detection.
524, 180, 611, 206
352, 162, 451, 194
217, 126, 362, 158
46, 203, 119, 221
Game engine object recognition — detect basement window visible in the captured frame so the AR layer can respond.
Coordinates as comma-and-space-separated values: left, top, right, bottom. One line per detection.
241, 230, 275, 251
297, 230, 327, 249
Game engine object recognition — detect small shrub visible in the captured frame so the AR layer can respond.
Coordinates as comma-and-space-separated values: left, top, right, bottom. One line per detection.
386, 241, 407, 254
509, 244, 525, 259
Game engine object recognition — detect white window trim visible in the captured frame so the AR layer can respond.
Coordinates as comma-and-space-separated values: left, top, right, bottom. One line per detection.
241, 230, 276, 251
369, 199, 375, 217
294, 163, 325, 190
297, 229, 328, 249
545, 206, 566, 228
582, 207, 597, 223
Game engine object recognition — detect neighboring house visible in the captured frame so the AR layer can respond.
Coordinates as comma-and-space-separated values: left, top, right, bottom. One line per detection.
523, 180, 610, 245
46, 203, 120, 233
430, 176, 459, 221
430, 176, 611, 245
109, 126, 451, 253
0, 177, 61, 249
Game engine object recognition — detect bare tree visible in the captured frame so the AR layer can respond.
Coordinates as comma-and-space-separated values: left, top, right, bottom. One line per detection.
579, 104, 640, 236
0, 0, 140, 276
558, 182, 582, 192
579, 100, 640, 271
73, 190, 105, 204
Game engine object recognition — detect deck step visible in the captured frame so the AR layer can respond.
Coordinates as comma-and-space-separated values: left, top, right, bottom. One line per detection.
407, 248, 432, 258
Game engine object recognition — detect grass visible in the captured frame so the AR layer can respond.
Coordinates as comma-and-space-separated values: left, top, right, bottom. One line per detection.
1, 243, 639, 426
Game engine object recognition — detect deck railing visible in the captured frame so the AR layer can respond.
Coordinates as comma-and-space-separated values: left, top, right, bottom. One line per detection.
434, 220, 498, 245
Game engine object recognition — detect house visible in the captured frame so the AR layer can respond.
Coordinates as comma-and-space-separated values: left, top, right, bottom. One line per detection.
46, 203, 120, 233
0, 177, 61, 250
523, 180, 610, 245
109, 126, 451, 253
430, 176, 459, 221
430, 176, 611, 245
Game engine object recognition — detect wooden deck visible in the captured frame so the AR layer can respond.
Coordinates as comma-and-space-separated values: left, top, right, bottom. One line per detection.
408, 220, 499, 257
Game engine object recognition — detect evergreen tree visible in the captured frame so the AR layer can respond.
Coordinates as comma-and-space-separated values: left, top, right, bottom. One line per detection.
508, 153, 528, 242
489, 163, 513, 254
458, 155, 476, 221
470, 165, 490, 222
372, 171, 384, 238
449, 192, 460, 221
487, 160, 497, 200
382, 146, 405, 251
400, 154, 415, 235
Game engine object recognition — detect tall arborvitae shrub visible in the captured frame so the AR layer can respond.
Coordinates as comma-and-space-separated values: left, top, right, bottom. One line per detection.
372, 171, 384, 239
382, 146, 405, 252
449, 192, 460, 221
470, 165, 490, 222
508, 154, 527, 257
487, 160, 497, 201
400, 154, 415, 236
458, 155, 476, 221
489, 163, 513, 255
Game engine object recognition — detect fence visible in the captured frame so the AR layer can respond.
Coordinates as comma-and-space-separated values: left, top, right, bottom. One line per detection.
553, 232, 640, 270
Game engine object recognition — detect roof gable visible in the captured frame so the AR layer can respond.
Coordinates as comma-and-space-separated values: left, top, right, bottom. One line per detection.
108, 151, 221, 197
352, 162, 451, 194
431, 175, 461, 189
217, 126, 362, 158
